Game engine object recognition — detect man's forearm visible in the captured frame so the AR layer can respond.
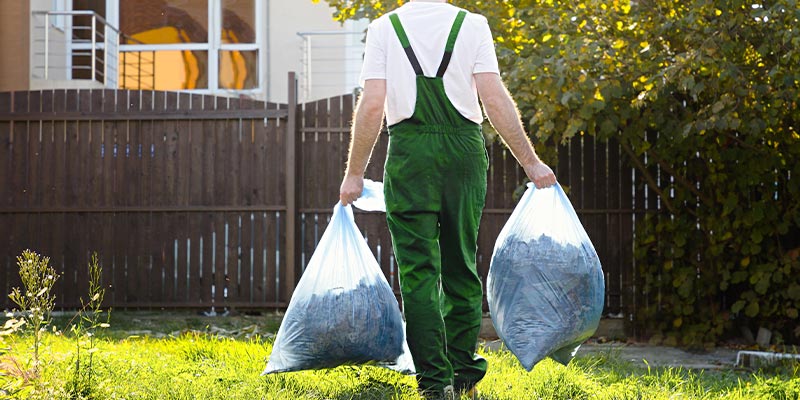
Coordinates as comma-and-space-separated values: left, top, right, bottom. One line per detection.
344, 96, 384, 177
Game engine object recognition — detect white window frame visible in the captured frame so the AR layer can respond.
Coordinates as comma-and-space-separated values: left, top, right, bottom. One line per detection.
112, 0, 263, 95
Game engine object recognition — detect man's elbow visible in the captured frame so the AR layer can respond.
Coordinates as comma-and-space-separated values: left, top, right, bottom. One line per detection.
359, 96, 384, 116
357, 79, 386, 118
480, 94, 503, 121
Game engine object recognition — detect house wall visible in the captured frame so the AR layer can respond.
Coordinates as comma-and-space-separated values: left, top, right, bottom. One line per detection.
267, 0, 366, 103
6, 0, 365, 99
29, 0, 70, 83
0, 0, 31, 92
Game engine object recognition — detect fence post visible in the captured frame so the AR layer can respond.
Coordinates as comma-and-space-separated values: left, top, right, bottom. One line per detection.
284, 72, 298, 301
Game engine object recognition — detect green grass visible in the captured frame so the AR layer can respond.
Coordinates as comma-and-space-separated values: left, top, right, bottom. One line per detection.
2, 315, 799, 400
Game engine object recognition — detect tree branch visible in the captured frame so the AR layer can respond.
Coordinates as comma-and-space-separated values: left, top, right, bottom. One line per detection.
620, 139, 685, 216
645, 149, 714, 206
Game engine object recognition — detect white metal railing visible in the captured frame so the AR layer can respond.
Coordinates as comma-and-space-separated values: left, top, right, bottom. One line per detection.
31, 10, 133, 88
297, 30, 366, 102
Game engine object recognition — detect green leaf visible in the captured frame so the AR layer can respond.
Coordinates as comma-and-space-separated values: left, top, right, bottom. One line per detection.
745, 301, 760, 318
787, 284, 800, 300
712, 100, 726, 114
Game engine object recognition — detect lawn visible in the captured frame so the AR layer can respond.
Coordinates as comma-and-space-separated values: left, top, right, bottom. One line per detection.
1, 311, 799, 400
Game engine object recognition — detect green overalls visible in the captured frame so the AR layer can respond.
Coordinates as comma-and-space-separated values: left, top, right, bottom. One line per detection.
384, 10, 489, 394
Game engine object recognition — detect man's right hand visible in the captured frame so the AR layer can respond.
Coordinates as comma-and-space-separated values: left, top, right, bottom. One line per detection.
524, 162, 557, 188
339, 175, 364, 206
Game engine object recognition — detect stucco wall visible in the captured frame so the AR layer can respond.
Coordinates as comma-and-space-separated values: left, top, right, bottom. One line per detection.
0, 0, 31, 92
29, 0, 71, 83
267, 0, 366, 103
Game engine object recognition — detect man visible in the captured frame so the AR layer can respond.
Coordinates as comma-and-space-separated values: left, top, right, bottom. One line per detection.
339, 1, 557, 398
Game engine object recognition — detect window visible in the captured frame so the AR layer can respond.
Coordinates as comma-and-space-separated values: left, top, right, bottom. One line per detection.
118, 0, 260, 93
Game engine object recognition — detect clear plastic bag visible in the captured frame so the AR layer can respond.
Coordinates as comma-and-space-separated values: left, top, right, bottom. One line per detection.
263, 199, 413, 374
487, 183, 605, 371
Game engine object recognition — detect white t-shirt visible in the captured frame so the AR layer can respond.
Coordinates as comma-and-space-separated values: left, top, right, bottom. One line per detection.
359, 2, 500, 126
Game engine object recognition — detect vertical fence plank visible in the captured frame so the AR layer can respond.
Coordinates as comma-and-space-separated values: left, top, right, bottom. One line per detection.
213, 97, 228, 208
189, 95, 204, 207
51, 90, 69, 307
67, 90, 89, 306
242, 107, 257, 305
253, 104, 268, 207
187, 94, 204, 305
235, 99, 253, 305
126, 91, 141, 208
284, 73, 298, 302
620, 140, 636, 330
141, 91, 155, 307
328, 96, 342, 200
251, 102, 268, 305
11, 92, 30, 274
241, 211, 254, 305
86, 91, 105, 306
63, 90, 81, 308
150, 92, 167, 305
0, 92, 11, 298
213, 211, 226, 307
263, 114, 280, 304
594, 139, 611, 313
583, 133, 596, 217
569, 136, 583, 208
490, 143, 505, 209
120, 91, 136, 306
162, 92, 180, 303
173, 93, 191, 304
201, 95, 216, 306
212, 97, 228, 305
200, 212, 213, 306
239, 99, 254, 207
607, 139, 622, 316
88, 91, 104, 209
557, 141, 571, 191
27, 92, 42, 209
201, 95, 215, 207
300, 101, 315, 213
252, 210, 266, 304
264, 212, 278, 302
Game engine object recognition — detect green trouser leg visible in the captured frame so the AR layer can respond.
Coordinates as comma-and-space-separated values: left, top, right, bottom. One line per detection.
388, 210, 453, 391
385, 131, 488, 393
440, 162, 488, 392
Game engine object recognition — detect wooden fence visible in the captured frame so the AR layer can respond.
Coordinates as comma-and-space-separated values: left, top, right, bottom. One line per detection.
0, 73, 648, 326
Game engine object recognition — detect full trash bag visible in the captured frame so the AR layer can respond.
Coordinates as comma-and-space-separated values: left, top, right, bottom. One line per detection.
263, 188, 413, 374
487, 183, 604, 371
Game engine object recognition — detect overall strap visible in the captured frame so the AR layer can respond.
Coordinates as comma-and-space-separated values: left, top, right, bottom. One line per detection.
389, 14, 424, 76
435, 10, 467, 78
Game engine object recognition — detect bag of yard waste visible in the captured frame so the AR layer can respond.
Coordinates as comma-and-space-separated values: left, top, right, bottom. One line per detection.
263, 195, 412, 374
487, 183, 604, 371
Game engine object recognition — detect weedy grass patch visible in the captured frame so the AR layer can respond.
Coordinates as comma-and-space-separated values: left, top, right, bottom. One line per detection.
1, 331, 800, 400
2, 251, 798, 399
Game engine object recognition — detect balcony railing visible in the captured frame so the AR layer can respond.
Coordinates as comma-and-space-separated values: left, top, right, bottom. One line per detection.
31, 10, 154, 90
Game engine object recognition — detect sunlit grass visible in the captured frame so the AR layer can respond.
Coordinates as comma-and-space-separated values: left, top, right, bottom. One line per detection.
1, 331, 799, 399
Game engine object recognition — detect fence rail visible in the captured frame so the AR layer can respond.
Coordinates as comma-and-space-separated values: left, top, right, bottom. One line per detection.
0, 75, 647, 329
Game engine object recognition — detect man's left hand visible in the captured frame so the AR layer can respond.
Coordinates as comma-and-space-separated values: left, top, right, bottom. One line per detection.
525, 162, 557, 188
